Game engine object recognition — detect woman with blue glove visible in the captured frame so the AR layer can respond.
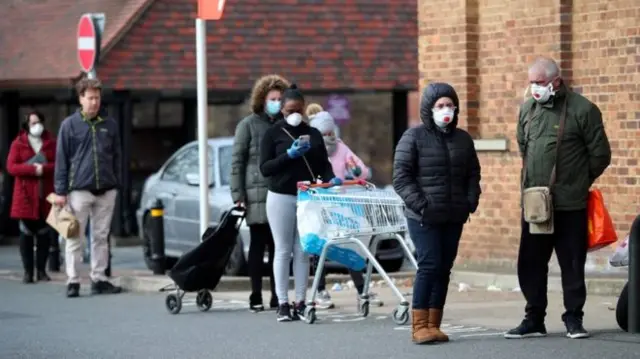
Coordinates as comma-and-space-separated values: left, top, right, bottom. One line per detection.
260, 84, 340, 322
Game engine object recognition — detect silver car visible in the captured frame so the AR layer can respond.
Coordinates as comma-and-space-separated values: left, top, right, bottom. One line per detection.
136, 137, 409, 275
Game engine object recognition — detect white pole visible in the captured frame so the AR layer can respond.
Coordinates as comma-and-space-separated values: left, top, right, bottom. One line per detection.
196, 18, 209, 238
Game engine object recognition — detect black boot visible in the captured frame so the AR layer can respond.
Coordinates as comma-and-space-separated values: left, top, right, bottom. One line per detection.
48, 231, 61, 272
19, 232, 34, 284
35, 232, 51, 282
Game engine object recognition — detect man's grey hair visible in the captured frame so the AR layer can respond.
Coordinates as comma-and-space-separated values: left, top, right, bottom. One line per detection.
528, 57, 561, 80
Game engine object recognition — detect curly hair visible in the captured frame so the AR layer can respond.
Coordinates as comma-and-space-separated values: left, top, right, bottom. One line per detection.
249, 74, 290, 114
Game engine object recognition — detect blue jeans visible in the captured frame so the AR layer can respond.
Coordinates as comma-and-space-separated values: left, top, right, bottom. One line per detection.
407, 218, 463, 310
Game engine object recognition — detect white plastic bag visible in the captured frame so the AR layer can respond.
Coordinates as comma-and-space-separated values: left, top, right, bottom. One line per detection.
609, 235, 629, 267
297, 188, 370, 271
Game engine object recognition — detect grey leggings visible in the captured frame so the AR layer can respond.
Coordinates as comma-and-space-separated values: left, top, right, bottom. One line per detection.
266, 191, 309, 305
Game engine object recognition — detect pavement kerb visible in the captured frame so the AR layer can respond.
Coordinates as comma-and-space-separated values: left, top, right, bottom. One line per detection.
116, 270, 628, 297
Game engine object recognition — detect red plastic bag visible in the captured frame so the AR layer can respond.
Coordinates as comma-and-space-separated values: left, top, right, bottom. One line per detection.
587, 189, 617, 252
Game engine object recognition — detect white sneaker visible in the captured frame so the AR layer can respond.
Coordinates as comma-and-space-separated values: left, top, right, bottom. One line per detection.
315, 290, 335, 309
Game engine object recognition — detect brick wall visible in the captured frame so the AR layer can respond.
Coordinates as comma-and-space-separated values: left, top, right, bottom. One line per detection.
418, 0, 640, 270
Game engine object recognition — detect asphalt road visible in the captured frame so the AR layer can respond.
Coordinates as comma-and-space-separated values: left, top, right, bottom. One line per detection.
1, 279, 639, 359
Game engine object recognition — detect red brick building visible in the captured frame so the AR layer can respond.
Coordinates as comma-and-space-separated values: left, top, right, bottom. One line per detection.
0, 0, 417, 237
418, 0, 640, 270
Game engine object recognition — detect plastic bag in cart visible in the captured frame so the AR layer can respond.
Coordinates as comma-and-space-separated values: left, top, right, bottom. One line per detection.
297, 188, 369, 271
609, 235, 629, 267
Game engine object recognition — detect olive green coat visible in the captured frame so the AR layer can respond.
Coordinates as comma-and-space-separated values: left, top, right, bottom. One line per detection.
230, 113, 274, 225
516, 85, 611, 211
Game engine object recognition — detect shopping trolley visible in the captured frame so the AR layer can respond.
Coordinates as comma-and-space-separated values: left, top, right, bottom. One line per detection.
296, 179, 418, 325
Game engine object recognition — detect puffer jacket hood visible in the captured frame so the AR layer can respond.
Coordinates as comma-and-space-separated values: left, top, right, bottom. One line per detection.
420, 82, 460, 131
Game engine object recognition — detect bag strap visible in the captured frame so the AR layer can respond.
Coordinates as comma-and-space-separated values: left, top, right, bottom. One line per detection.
521, 95, 569, 189
281, 127, 316, 181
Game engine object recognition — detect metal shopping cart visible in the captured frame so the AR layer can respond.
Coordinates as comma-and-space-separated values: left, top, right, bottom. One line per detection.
296, 179, 418, 325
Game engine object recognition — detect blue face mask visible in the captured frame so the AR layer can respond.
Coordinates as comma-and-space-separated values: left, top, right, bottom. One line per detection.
265, 100, 281, 116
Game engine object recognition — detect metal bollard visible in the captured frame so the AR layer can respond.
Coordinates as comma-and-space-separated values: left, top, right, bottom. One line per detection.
149, 199, 166, 275
628, 215, 640, 334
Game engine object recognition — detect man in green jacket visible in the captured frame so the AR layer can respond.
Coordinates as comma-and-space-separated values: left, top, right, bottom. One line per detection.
505, 57, 611, 340
231, 74, 289, 312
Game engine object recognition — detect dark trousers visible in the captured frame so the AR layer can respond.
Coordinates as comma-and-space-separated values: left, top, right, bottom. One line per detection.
248, 223, 276, 304
518, 209, 588, 323
19, 219, 51, 275
313, 256, 365, 294
407, 218, 463, 310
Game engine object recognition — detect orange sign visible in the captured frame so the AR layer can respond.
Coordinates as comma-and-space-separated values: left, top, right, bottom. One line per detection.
198, 0, 226, 20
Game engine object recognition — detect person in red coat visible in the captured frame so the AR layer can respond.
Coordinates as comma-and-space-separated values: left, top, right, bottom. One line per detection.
7, 110, 56, 283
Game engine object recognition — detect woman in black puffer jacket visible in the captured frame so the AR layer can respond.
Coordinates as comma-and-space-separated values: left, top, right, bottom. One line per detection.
393, 82, 482, 345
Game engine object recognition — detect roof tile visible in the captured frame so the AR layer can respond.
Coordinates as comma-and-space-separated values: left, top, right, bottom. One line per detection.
0, 0, 417, 91
0, 0, 152, 85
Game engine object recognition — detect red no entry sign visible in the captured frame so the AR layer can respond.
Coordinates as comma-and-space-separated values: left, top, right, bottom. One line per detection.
77, 14, 97, 73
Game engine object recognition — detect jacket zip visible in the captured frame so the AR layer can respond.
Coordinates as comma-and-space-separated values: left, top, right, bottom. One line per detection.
440, 133, 453, 214
84, 115, 103, 190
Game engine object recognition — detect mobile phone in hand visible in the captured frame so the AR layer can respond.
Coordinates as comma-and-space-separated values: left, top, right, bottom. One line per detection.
298, 135, 311, 146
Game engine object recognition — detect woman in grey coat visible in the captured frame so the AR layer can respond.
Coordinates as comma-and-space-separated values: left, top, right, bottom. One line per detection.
231, 74, 290, 312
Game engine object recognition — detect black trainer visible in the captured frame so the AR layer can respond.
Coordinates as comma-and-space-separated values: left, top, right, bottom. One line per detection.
249, 303, 265, 313
292, 301, 307, 321
565, 317, 590, 339
269, 296, 279, 310
91, 280, 122, 295
66, 283, 80, 298
504, 319, 547, 339
276, 303, 293, 322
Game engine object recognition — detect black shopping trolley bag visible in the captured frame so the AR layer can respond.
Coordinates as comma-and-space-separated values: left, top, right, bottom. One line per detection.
168, 207, 244, 292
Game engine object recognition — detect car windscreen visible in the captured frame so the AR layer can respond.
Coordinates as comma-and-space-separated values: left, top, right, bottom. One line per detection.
218, 145, 233, 187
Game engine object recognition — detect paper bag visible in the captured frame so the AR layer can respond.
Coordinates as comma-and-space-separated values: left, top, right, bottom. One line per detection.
46, 193, 80, 239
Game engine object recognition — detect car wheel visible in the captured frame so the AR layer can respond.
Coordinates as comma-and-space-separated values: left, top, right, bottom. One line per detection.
379, 257, 404, 273
142, 213, 178, 272
616, 281, 629, 332
224, 236, 247, 276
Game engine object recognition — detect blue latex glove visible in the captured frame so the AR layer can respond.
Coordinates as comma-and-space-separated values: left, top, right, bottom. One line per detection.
286, 140, 310, 159
329, 177, 343, 186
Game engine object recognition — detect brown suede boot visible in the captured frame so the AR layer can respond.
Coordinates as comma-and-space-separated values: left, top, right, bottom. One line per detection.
429, 309, 449, 342
412, 309, 437, 344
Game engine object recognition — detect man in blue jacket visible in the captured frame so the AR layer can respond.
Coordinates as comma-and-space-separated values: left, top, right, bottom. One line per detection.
54, 77, 122, 298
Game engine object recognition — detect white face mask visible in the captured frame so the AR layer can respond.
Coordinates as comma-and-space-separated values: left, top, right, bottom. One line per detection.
432, 108, 454, 128
29, 123, 44, 137
530, 83, 555, 103
286, 113, 303, 127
